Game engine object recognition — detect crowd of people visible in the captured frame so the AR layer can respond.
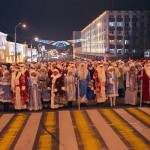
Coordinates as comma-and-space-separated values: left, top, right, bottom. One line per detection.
0, 59, 150, 112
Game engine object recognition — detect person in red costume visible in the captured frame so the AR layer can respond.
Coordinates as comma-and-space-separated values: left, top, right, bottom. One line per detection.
139, 60, 150, 104
14, 63, 29, 110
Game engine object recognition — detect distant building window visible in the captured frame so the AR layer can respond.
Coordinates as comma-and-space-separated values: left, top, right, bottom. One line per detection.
133, 23, 136, 27
132, 49, 136, 53
125, 31, 129, 35
125, 40, 129, 45
125, 22, 129, 27
140, 15, 144, 18
125, 49, 129, 53
109, 40, 114, 44
109, 31, 114, 34
117, 22, 122, 27
117, 49, 122, 54
110, 15, 114, 18
109, 49, 114, 54
117, 31, 121, 35
133, 15, 136, 18
117, 40, 122, 44
140, 22, 144, 27
125, 15, 129, 18
117, 15, 121, 18
109, 22, 115, 27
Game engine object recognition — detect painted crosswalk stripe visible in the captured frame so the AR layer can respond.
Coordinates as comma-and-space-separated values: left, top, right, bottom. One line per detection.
0, 113, 28, 150
87, 110, 128, 150
72, 110, 102, 150
59, 111, 78, 150
126, 108, 150, 127
14, 113, 42, 150
37, 112, 58, 150
139, 107, 150, 115
0, 114, 14, 133
101, 109, 150, 150
114, 109, 150, 142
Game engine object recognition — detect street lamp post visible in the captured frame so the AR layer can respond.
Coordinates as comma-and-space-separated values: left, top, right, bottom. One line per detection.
14, 23, 26, 64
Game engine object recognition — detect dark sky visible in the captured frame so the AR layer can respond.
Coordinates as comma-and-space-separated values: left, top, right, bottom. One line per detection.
0, 0, 150, 42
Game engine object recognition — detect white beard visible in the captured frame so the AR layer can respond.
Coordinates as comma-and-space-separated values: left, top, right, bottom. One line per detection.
145, 66, 150, 79
78, 68, 88, 80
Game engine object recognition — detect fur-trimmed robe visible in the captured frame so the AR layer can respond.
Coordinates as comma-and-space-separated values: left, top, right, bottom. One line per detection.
140, 66, 150, 104
13, 70, 29, 110
49, 73, 65, 108
125, 68, 137, 105
93, 67, 106, 103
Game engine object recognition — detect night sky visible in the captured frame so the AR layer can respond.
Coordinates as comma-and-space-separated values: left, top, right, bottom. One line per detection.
0, 0, 150, 42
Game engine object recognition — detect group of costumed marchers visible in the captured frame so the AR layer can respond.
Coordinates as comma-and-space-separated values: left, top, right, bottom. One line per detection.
0, 59, 149, 111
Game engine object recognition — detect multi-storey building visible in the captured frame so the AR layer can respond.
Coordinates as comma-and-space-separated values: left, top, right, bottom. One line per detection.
74, 10, 150, 60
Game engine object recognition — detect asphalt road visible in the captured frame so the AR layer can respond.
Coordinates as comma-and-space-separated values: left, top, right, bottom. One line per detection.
0, 106, 150, 150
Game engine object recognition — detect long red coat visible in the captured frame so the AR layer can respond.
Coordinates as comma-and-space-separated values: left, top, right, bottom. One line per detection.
141, 69, 150, 103
19, 70, 29, 102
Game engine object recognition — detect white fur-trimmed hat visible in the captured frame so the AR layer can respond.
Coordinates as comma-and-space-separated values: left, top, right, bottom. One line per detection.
108, 66, 114, 71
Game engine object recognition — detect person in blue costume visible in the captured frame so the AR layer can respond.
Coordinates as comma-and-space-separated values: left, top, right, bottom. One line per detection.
0, 70, 13, 111
76, 62, 91, 107
106, 66, 118, 107
27, 70, 42, 111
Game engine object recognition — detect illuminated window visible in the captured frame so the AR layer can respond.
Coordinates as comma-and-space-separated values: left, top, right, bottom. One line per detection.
117, 40, 122, 44
117, 49, 122, 54
117, 22, 122, 27
109, 22, 114, 27
109, 40, 114, 44
109, 31, 114, 35
125, 40, 129, 45
109, 49, 114, 54
125, 49, 129, 53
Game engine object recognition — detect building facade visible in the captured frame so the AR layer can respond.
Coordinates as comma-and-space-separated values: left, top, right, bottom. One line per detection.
75, 10, 150, 60
0, 31, 27, 63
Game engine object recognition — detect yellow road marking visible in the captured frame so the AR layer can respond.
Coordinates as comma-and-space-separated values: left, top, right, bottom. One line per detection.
101, 109, 149, 150
126, 108, 150, 126
38, 112, 56, 150
73, 110, 101, 150
0, 114, 28, 150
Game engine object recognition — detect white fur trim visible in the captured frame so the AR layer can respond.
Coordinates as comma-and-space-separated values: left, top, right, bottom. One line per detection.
47, 87, 51, 90
61, 87, 65, 91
